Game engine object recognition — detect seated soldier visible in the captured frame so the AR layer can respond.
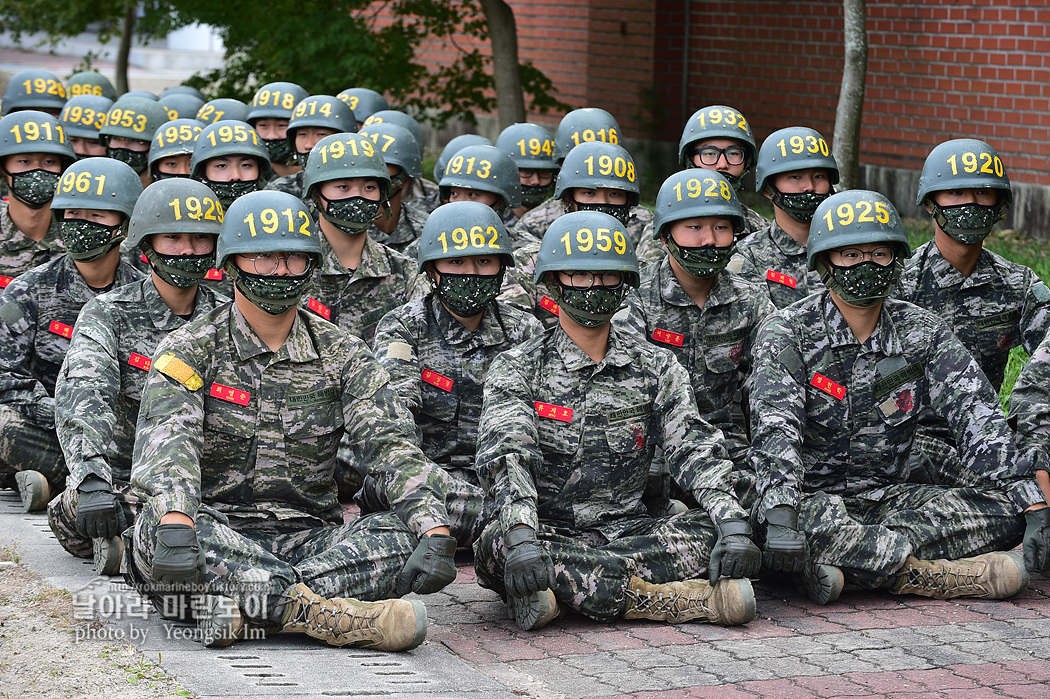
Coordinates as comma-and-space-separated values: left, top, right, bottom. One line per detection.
148, 118, 204, 181
190, 121, 272, 209
729, 126, 837, 309
358, 122, 430, 253
495, 122, 559, 232
474, 210, 760, 632
362, 110, 439, 213
749, 189, 1050, 606
129, 191, 457, 650
100, 96, 170, 190
368, 202, 542, 547
265, 95, 356, 201
59, 95, 112, 160
247, 81, 308, 181
1, 158, 143, 511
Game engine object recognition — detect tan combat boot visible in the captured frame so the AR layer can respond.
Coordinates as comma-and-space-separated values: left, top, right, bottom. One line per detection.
280, 583, 427, 651
623, 575, 756, 625
890, 552, 1029, 600
508, 589, 563, 631
14, 470, 51, 512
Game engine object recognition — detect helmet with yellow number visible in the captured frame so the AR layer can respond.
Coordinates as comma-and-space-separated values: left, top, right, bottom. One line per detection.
66, 71, 117, 101
438, 144, 521, 210
196, 98, 249, 125
59, 95, 113, 141
554, 108, 621, 161
2, 69, 67, 115
416, 201, 514, 273
337, 88, 388, 123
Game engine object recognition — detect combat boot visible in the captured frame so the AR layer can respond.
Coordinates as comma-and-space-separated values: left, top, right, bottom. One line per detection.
14, 470, 51, 512
280, 583, 427, 651
92, 536, 123, 576
796, 563, 844, 606
508, 589, 562, 631
623, 575, 756, 625
890, 552, 1029, 600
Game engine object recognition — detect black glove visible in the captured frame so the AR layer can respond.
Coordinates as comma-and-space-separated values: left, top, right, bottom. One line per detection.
1023, 507, 1050, 574
709, 518, 762, 584
503, 526, 553, 598
151, 523, 206, 586
762, 507, 808, 574
396, 533, 457, 595
75, 476, 126, 539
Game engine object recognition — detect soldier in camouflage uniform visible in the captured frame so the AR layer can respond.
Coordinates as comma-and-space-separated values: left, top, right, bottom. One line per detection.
0, 111, 76, 282
626, 171, 774, 509
728, 126, 838, 309
369, 202, 542, 547
148, 118, 203, 181
265, 95, 357, 202
475, 210, 760, 631
1, 158, 143, 512
129, 190, 456, 651
190, 121, 272, 209
750, 189, 1049, 607
363, 110, 441, 213
359, 122, 430, 253
100, 96, 169, 190
49, 178, 228, 576
247, 82, 308, 181
59, 94, 112, 160
495, 123, 559, 232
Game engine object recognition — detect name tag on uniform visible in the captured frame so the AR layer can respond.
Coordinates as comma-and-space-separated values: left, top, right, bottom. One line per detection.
307, 297, 331, 320
421, 368, 453, 391
140, 253, 149, 264
652, 328, 684, 347
974, 309, 1021, 330
205, 269, 223, 280
210, 382, 251, 406
0, 276, 12, 288
766, 270, 797, 288
128, 352, 152, 371
535, 401, 573, 422
811, 372, 846, 400
48, 320, 74, 338
539, 296, 560, 316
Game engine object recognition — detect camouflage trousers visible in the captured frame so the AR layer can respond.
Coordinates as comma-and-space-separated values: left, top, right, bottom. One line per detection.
47, 485, 136, 558
474, 510, 718, 622
130, 502, 418, 626
0, 405, 66, 487
358, 465, 490, 549
794, 483, 1023, 588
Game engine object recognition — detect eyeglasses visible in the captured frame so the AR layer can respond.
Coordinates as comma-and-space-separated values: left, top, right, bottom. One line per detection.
559, 270, 624, 289
241, 252, 313, 276
828, 247, 896, 267
693, 146, 747, 167
519, 168, 555, 184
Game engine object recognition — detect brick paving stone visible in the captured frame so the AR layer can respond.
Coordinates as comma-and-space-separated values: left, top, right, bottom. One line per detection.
660, 643, 737, 666
868, 607, 945, 627
969, 601, 1044, 620
817, 630, 887, 652
851, 648, 931, 672
950, 662, 1034, 684
585, 630, 648, 651
791, 674, 873, 696
858, 627, 933, 647
997, 684, 1050, 699
953, 640, 1036, 662
806, 654, 883, 676
736, 678, 820, 698
707, 660, 777, 683
750, 655, 828, 678
906, 644, 985, 667
677, 687, 761, 699
1001, 659, 1050, 681
774, 615, 850, 635
821, 610, 897, 630
927, 605, 995, 624
845, 670, 927, 693
627, 625, 702, 647
609, 648, 684, 669
896, 668, 982, 691
646, 665, 720, 688
910, 623, 997, 643
479, 636, 549, 662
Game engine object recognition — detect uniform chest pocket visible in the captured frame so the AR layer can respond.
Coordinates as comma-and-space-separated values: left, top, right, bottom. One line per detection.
804, 375, 848, 429
420, 384, 459, 424
283, 399, 343, 441
204, 397, 257, 438
972, 318, 1020, 358
604, 419, 651, 454
536, 409, 581, 455
703, 329, 747, 375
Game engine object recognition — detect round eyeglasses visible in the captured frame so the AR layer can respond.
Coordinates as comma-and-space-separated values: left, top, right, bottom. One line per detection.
241, 252, 313, 276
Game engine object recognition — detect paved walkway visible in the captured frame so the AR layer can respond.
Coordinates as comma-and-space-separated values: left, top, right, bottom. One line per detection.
2, 489, 1048, 698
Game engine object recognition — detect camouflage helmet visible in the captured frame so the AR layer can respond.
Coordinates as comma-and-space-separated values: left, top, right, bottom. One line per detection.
916, 138, 1012, 207
196, 98, 249, 125
190, 121, 273, 181
148, 118, 204, 176
217, 190, 321, 267
66, 71, 117, 101
439, 144, 521, 209
807, 189, 911, 271
160, 85, 206, 101
434, 134, 491, 183
2, 69, 67, 115
555, 108, 621, 161
534, 210, 639, 286
496, 122, 558, 171
0, 110, 76, 167
99, 96, 168, 144
301, 131, 391, 200
755, 126, 839, 192
363, 110, 423, 152
126, 177, 223, 249
678, 105, 757, 170
359, 122, 422, 179
51, 156, 143, 219
59, 95, 113, 140
416, 201, 515, 273
337, 88, 389, 122
247, 82, 308, 122
653, 170, 744, 240
158, 92, 205, 121
554, 140, 640, 206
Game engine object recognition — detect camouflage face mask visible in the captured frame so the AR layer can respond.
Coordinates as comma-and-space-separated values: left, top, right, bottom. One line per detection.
106, 146, 149, 174
151, 171, 191, 182
261, 137, 294, 166
10, 169, 60, 208
318, 194, 382, 235
550, 280, 627, 328
664, 237, 736, 279
932, 202, 1001, 245
202, 179, 261, 208
435, 271, 503, 318
61, 219, 125, 262
295, 150, 311, 169
823, 259, 901, 308
768, 188, 831, 223
521, 182, 554, 208
720, 170, 747, 193
572, 200, 631, 227
146, 249, 214, 289
232, 268, 312, 315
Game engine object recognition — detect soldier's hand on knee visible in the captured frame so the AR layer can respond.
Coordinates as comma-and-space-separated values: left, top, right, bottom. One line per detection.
503, 526, 553, 598
75, 476, 127, 539
1023, 506, 1050, 574
709, 518, 762, 584
151, 522, 206, 586
396, 532, 458, 595
762, 506, 808, 574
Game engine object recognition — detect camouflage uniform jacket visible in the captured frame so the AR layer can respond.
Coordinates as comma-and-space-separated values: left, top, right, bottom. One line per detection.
625, 258, 774, 443
55, 277, 229, 491
476, 323, 745, 538
750, 292, 1043, 516
130, 305, 449, 534
727, 221, 821, 310
403, 177, 441, 214
896, 240, 1050, 391
385, 203, 432, 259
0, 255, 142, 426
497, 239, 559, 328
0, 200, 65, 281
264, 170, 304, 200
373, 293, 542, 467
510, 199, 654, 248
1009, 329, 1050, 467
304, 231, 424, 344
